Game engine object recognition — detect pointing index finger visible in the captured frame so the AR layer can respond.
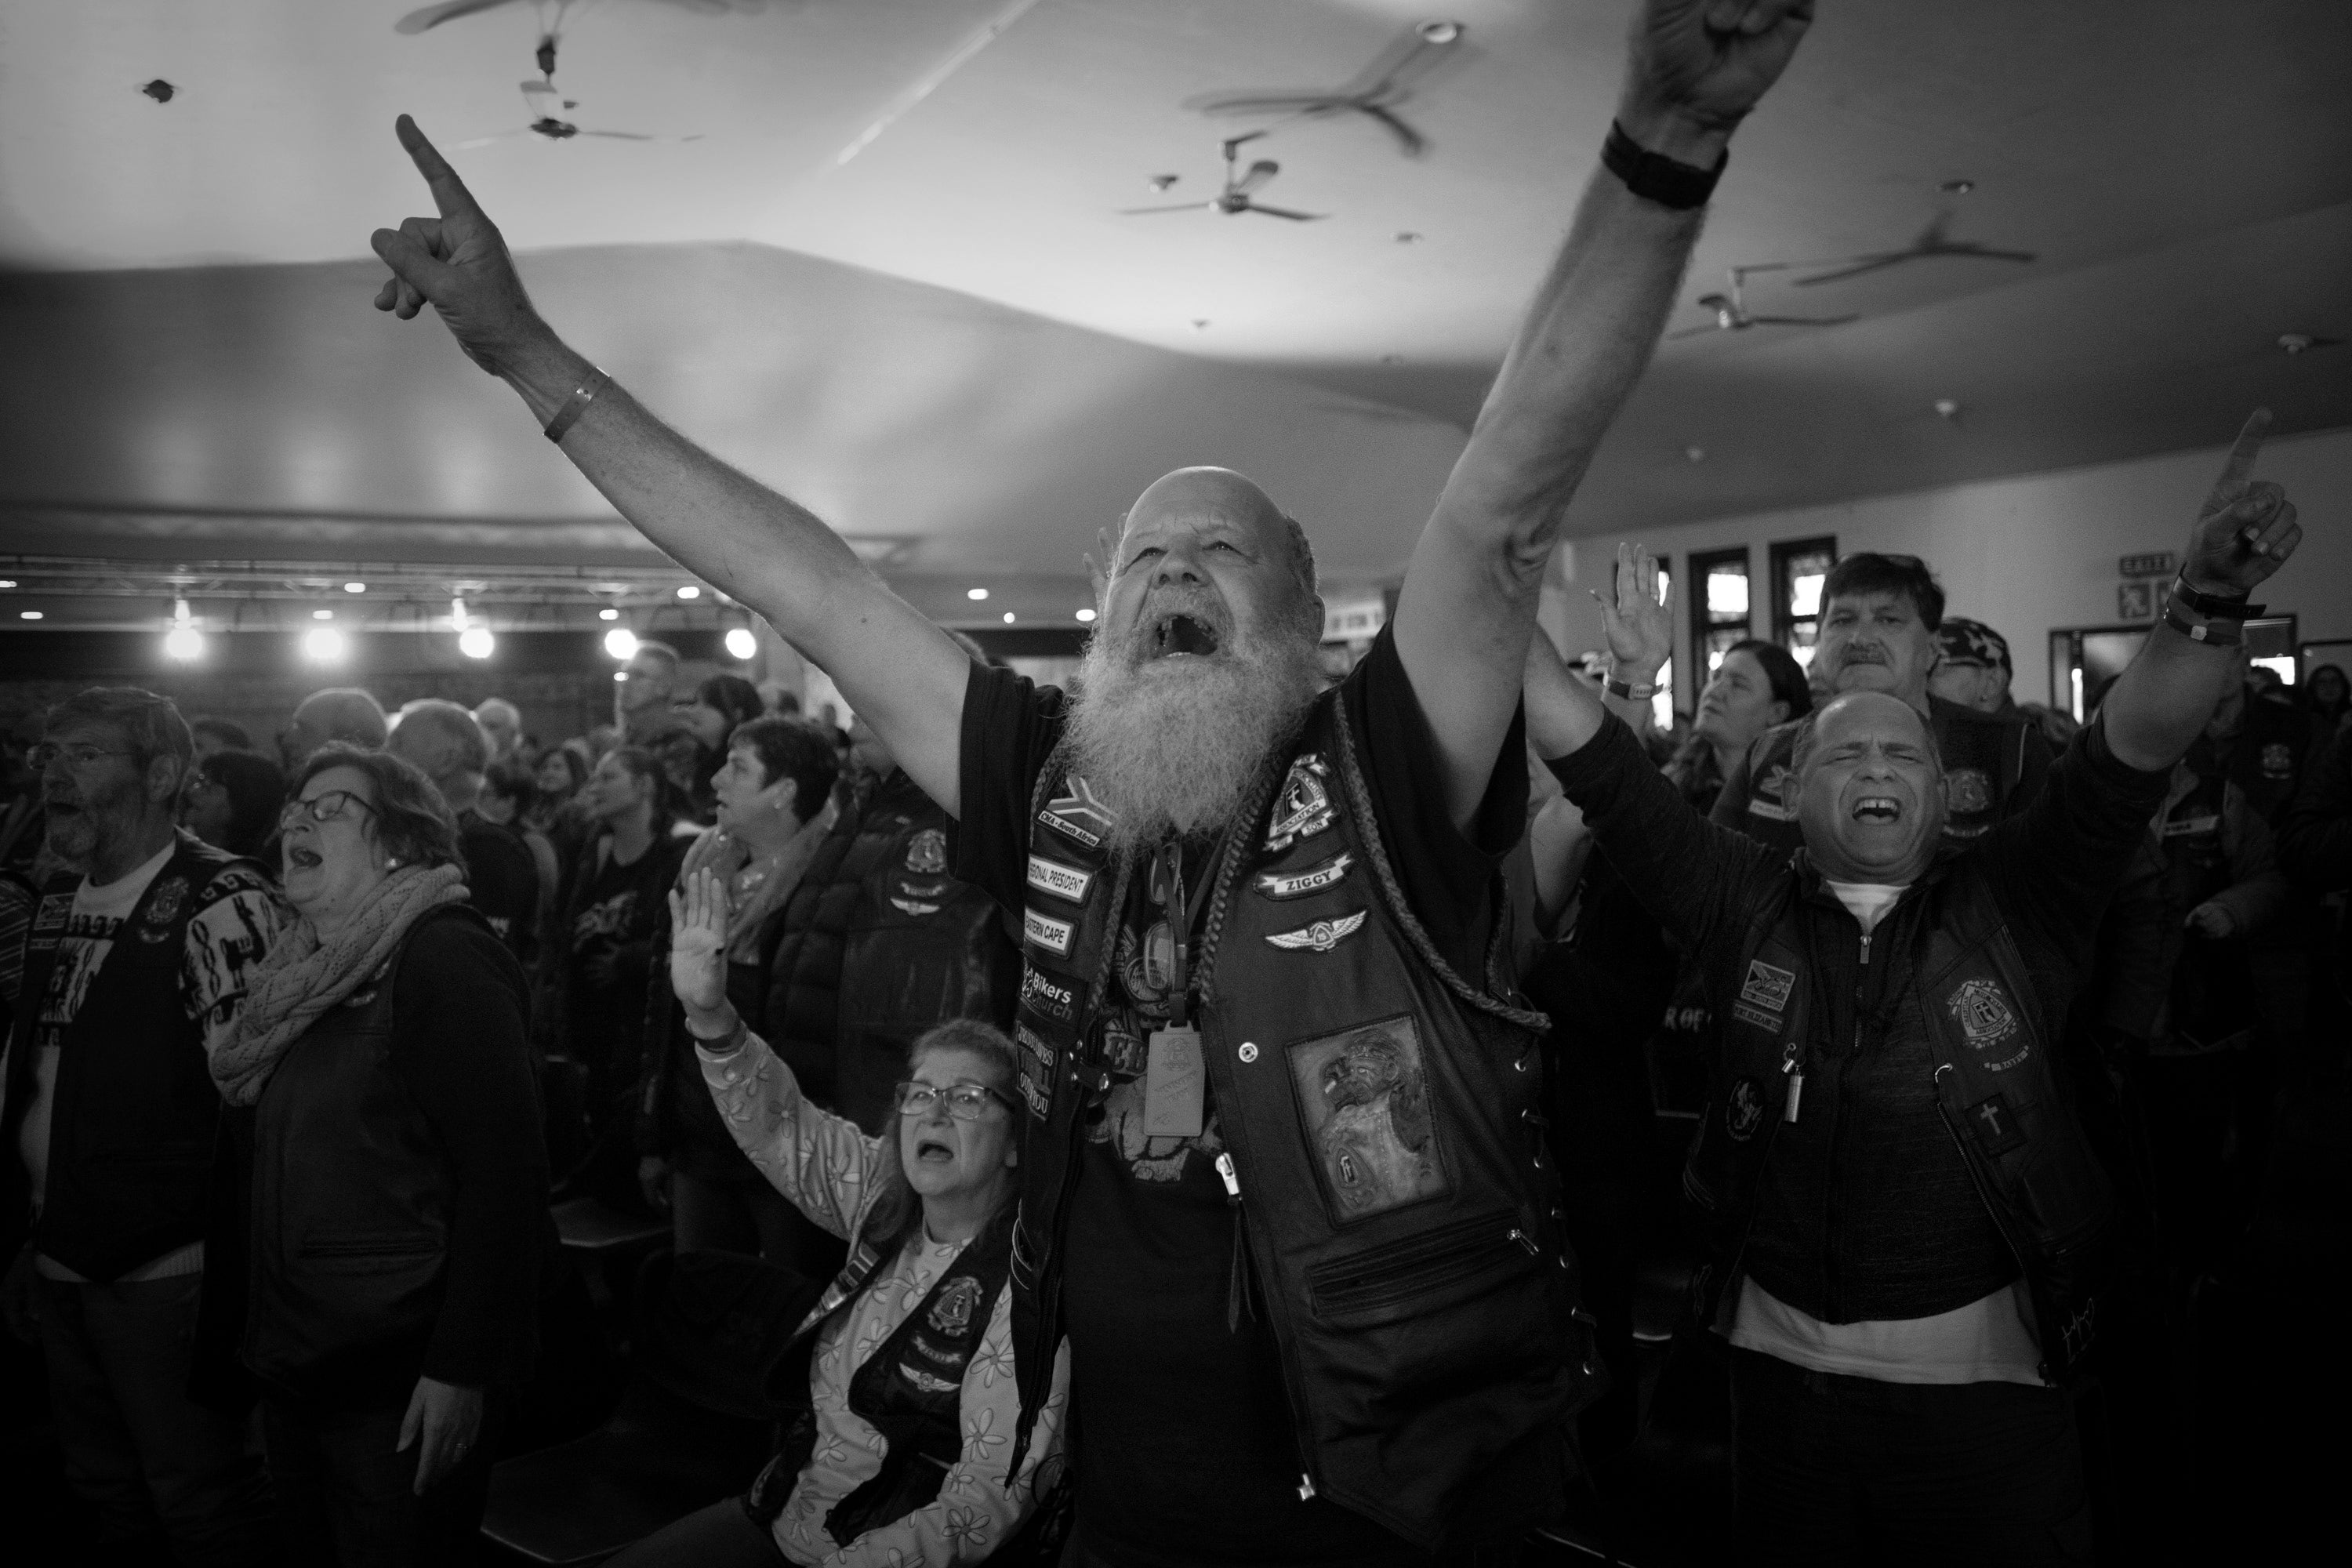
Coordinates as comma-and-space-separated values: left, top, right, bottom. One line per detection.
395, 114, 481, 220
2215, 408, 2271, 490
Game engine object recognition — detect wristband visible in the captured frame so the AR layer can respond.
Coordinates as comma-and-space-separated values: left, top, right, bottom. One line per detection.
544, 366, 612, 444
1602, 122, 1727, 210
2170, 575, 2260, 621
1606, 676, 1658, 701
2161, 602, 2243, 647
686, 1013, 746, 1051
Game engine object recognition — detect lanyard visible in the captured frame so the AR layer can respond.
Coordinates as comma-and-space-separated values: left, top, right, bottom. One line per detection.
1152, 838, 1219, 1029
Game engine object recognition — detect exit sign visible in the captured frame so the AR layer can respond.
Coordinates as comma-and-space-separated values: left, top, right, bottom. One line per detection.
2118, 551, 2177, 578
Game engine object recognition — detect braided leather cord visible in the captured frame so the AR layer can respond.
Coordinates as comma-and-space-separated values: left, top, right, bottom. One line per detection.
1192, 720, 1305, 1007
1330, 694, 1554, 1036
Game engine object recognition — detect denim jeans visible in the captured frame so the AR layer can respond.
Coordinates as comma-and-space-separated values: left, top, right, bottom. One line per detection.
1729, 1344, 2094, 1566
260, 1392, 499, 1567
33, 1271, 274, 1566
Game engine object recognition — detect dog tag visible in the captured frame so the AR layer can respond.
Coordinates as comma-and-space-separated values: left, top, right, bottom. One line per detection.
1143, 1026, 1204, 1139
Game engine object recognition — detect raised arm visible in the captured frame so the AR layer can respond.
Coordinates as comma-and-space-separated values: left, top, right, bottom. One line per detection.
369, 118, 970, 812
2102, 411, 2307, 771
1391, 0, 1812, 827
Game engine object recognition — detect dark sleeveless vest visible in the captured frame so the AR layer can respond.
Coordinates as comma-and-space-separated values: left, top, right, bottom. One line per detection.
243, 908, 477, 1402
1004, 691, 1595, 1551
1, 833, 263, 1282
1737, 695, 2036, 848
831, 771, 1020, 1134
1686, 868, 2111, 1382
2153, 769, 2258, 1051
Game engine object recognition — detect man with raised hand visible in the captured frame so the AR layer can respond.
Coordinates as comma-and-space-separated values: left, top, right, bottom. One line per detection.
371, 2, 1812, 1557
1522, 414, 2301, 1563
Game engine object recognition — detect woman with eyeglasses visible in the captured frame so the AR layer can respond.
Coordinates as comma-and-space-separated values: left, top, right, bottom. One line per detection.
609, 867, 1069, 1568
210, 742, 550, 1564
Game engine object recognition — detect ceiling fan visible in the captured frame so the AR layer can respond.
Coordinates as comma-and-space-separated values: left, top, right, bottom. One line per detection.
1666, 267, 1857, 339
1185, 20, 1469, 158
445, 77, 702, 149
395, 0, 782, 35
1741, 212, 2038, 288
1120, 134, 1326, 222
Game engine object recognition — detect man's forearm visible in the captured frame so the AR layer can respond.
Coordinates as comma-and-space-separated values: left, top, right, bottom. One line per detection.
2099, 626, 2238, 773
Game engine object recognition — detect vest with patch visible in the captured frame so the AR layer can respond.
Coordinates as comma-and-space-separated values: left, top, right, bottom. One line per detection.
1686, 869, 2111, 1383
1, 834, 260, 1281
2152, 768, 2257, 1051
1005, 691, 1593, 1552
1737, 695, 2033, 848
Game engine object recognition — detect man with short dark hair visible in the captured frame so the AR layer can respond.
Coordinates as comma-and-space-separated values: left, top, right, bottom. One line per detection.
1, 687, 284, 1566
1527, 416, 2305, 1563
280, 687, 389, 773
389, 700, 539, 960
1715, 554, 2049, 844
1926, 617, 2014, 714
187, 717, 253, 761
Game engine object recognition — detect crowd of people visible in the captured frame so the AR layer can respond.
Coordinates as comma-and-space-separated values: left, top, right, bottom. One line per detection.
2, 2, 2347, 1565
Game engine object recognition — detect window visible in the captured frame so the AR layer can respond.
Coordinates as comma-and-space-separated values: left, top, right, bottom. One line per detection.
1689, 547, 1752, 698
1769, 536, 1838, 670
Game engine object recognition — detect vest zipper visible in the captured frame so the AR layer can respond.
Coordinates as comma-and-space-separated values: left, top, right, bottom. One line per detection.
1216, 1152, 1254, 1333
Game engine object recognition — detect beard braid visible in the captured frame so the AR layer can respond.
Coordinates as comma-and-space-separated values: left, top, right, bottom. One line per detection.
1066, 627, 1324, 852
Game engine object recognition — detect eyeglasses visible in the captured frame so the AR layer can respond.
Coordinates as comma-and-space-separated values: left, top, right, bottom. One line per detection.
893, 1081, 1010, 1120
278, 789, 379, 829
29, 742, 134, 771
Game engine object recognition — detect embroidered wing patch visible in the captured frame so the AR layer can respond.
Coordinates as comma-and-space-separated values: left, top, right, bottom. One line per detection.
1266, 911, 1367, 953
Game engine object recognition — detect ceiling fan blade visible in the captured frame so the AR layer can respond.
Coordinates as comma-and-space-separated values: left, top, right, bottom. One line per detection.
577, 130, 660, 141
1243, 201, 1325, 221
1665, 323, 1723, 340
1118, 201, 1217, 216
1791, 256, 1908, 287
446, 130, 528, 152
1947, 245, 2038, 263
1744, 314, 1860, 327
521, 79, 561, 114
1358, 104, 1428, 157
1192, 93, 1345, 118
1232, 159, 1279, 196
394, 0, 521, 35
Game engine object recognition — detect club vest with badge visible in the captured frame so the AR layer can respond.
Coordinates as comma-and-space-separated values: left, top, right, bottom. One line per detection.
1686, 862, 2112, 1382
1005, 688, 1595, 1549
1726, 693, 2045, 846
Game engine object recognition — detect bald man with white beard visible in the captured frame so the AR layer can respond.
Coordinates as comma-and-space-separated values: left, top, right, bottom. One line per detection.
370, 4, 1815, 1559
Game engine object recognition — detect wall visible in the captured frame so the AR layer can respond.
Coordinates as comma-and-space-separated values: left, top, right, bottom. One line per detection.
1540, 426, 2352, 713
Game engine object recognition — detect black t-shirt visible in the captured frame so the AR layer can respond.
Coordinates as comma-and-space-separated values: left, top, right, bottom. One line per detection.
955, 626, 1525, 1567
459, 812, 540, 962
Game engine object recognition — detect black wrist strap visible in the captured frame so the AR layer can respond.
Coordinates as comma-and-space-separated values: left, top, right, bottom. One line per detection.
2171, 575, 2261, 621
2161, 602, 2244, 646
1602, 121, 1727, 210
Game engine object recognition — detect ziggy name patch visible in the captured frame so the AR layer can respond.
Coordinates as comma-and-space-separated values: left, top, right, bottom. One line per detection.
1255, 852, 1354, 902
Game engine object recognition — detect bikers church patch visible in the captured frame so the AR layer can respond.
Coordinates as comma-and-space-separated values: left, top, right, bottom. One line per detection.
1731, 958, 1796, 1033
1947, 977, 2028, 1072
1726, 1077, 1766, 1142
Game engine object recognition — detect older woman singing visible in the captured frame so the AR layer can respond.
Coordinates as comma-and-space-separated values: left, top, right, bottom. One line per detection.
608, 867, 1068, 1568
212, 743, 550, 1567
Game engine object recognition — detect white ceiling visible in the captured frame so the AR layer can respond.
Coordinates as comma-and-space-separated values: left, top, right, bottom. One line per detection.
2, 0, 2348, 599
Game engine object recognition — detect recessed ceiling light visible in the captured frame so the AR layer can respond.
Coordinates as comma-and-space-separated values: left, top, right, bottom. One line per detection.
676, 585, 701, 600
1003, 612, 1016, 624
1684, 446, 1706, 463
1933, 398, 1962, 419
313, 608, 334, 620
1940, 178, 1975, 194
1076, 608, 1097, 623
20, 611, 43, 621
967, 587, 989, 601
343, 581, 366, 593
0, 579, 16, 589
724, 626, 757, 660
599, 607, 620, 620
459, 626, 495, 659
1417, 21, 1464, 45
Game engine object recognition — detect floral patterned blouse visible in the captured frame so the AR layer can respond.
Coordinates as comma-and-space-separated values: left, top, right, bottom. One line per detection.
699, 1029, 1069, 1566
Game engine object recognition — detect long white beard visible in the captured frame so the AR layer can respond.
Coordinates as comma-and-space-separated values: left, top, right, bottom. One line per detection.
1065, 630, 1323, 851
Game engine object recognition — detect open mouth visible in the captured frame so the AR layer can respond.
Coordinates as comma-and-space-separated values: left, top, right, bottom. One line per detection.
1852, 796, 1903, 824
1840, 647, 1886, 665
1149, 613, 1221, 660
914, 1136, 955, 1163
287, 846, 324, 870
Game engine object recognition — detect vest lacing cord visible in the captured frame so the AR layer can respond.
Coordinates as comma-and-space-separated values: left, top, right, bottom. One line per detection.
1327, 696, 1553, 1040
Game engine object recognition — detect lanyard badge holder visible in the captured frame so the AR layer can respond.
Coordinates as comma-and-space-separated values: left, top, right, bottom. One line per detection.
1143, 841, 1207, 1138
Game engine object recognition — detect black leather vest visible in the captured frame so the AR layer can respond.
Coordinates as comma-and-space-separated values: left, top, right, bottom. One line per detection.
832, 774, 1019, 1134
1687, 869, 2111, 1382
1005, 691, 1593, 1550
243, 909, 469, 1401
2, 833, 260, 1281
1738, 695, 2033, 848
